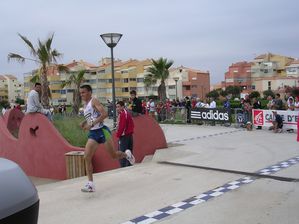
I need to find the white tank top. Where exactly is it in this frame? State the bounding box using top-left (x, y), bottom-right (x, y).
top-left (83, 98), bottom-right (104, 130)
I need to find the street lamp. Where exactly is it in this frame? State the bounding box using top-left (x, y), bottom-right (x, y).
top-left (100, 33), bottom-right (122, 127)
top-left (173, 77), bottom-right (179, 99)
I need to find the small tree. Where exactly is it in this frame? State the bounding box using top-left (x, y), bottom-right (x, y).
top-left (61, 70), bottom-right (86, 115)
top-left (206, 90), bottom-right (219, 99)
top-left (249, 91), bottom-right (260, 99)
top-left (225, 86), bottom-right (241, 98)
top-left (263, 89), bottom-right (275, 99)
top-left (146, 58), bottom-right (173, 101)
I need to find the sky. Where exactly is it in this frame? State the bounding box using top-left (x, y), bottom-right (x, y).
top-left (1, 0), bottom-right (299, 84)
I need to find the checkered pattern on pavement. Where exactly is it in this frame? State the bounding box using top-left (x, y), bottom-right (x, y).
top-left (121, 155), bottom-right (299, 224)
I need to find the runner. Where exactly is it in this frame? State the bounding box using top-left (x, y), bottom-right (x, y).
top-left (79, 85), bottom-right (135, 192)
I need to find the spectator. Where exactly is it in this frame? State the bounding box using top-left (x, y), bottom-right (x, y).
top-left (273, 93), bottom-right (283, 110)
top-left (116, 101), bottom-right (135, 168)
top-left (130, 90), bottom-right (142, 116)
top-left (26, 83), bottom-right (52, 121)
top-left (185, 96), bottom-right (191, 123)
top-left (1, 106), bottom-right (7, 115)
top-left (149, 99), bottom-right (156, 119)
top-left (271, 111), bottom-right (283, 133)
top-left (267, 95), bottom-right (275, 109)
top-left (209, 98), bottom-right (216, 109)
top-left (253, 98), bottom-right (262, 129)
top-left (243, 95), bottom-right (252, 124)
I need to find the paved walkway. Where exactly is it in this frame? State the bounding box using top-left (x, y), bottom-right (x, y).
top-left (36, 124), bottom-right (299, 224)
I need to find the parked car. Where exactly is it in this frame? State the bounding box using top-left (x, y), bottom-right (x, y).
top-left (0, 158), bottom-right (39, 224)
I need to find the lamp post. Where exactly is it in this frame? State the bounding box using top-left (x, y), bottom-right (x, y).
top-left (100, 33), bottom-right (122, 127)
top-left (173, 77), bottom-right (179, 99)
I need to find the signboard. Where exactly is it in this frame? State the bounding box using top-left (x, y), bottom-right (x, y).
top-left (252, 109), bottom-right (298, 130)
top-left (191, 108), bottom-right (231, 122)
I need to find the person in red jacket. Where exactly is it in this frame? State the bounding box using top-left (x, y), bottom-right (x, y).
top-left (116, 101), bottom-right (135, 167)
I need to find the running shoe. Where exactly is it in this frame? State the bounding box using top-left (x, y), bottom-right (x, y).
top-left (81, 183), bottom-right (95, 192)
top-left (125, 149), bottom-right (135, 165)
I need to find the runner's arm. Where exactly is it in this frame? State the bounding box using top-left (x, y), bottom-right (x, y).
top-left (91, 98), bottom-right (108, 126)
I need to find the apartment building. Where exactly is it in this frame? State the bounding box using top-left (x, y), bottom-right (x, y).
top-left (221, 53), bottom-right (298, 95)
top-left (286, 59), bottom-right (299, 78)
top-left (251, 53), bottom-right (294, 79)
top-left (0, 75), bottom-right (23, 103)
top-left (225, 61), bottom-right (252, 93)
top-left (23, 58), bottom-right (211, 104)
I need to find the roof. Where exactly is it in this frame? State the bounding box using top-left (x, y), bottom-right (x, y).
top-left (65, 60), bottom-right (97, 69)
top-left (287, 59), bottom-right (299, 65)
top-left (3, 74), bottom-right (17, 79)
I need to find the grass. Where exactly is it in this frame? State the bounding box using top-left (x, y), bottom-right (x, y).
top-left (53, 115), bottom-right (87, 147)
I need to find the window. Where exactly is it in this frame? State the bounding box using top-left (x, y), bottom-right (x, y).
top-left (137, 87), bottom-right (144, 92)
top-left (130, 87), bottom-right (137, 91)
top-left (60, 90), bottom-right (66, 94)
top-left (129, 78), bottom-right (136, 81)
top-left (123, 78), bottom-right (129, 83)
top-left (97, 70), bottom-right (105, 74)
top-left (268, 81), bottom-right (271, 90)
top-left (122, 87), bottom-right (129, 92)
top-left (137, 78), bottom-right (144, 83)
top-left (121, 70), bottom-right (128, 74)
top-left (168, 85), bottom-right (175, 89)
top-left (252, 85), bottom-right (255, 90)
top-left (67, 89), bottom-right (74, 93)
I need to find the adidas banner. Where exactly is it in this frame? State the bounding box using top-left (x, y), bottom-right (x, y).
top-left (191, 108), bottom-right (231, 122)
top-left (253, 109), bottom-right (298, 130)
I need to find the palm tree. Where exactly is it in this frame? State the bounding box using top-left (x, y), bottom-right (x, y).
top-left (61, 70), bottom-right (86, 115)
top-left (8, 33), bottom-right (63, 107)
top-left (145, 57), bottom-right (173, 101)
top-left (143, 73), bottom-right (157, 96)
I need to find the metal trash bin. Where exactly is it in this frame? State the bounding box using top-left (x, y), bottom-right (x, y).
top-left (65, 151), bottom-right (86, 179)
top-left (0, 158), bottom-right (39, 224)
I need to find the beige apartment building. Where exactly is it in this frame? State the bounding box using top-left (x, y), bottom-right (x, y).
top-left (23, 58), bottom-right (210, 105)
top-left (220, 53), bottom-right (298, 95)
top-left (0, 74), bottom-right (23, 103)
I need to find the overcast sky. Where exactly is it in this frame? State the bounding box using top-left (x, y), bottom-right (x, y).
top-left (1, 0), bottom-right (298, 84)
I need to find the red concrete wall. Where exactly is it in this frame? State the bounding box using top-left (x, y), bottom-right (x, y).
top-left (0, 110), bottom-right (167, 179)
top-left (92, 115), bottom-right (167, 172)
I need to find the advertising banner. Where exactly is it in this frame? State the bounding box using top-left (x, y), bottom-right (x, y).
top-left (191, 108), bottom-right (231, 122)
top-left (252, 109), bottom-right (298, 130)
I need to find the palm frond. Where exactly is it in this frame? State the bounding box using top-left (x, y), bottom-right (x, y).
top-left (7, 53), bottom-right (25, 63)
top-left (46, 33), bottom-right (54, 52)
top-left (29, 73), bottom-right (40, 83)
top-left (18, 33), bottom-right (37, 56)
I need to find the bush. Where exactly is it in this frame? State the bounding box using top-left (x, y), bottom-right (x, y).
top-left (263, 90), bottom-right (275, 99)
top-left (249, 91), bottom-right (260, 99)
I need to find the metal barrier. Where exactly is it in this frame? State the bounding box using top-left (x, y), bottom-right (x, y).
top-left (157, 107), bottom-right (187, 123)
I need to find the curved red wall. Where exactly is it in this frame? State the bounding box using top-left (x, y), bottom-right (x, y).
top-left (0, 110), bottom-right (167, 179)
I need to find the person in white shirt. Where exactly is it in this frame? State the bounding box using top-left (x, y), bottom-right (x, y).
top-left (26, 83), bottom-right (52, 121)
top-left (209, 98), bottom-right (216, 108)
top-left (1, 107), bottom-right (7, 115)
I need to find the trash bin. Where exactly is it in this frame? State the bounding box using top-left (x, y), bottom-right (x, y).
top-left (65, 151), bottom-right (86, 179)
top-left (0, 158), bottom-right (39, 224)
